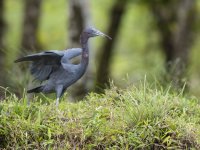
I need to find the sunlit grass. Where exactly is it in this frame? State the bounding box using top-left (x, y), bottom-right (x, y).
top-left (0, 82), bottom-right (200, 149)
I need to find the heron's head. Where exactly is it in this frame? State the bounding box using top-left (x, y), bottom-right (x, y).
top-left (83, 27), bottom-right (112, 40)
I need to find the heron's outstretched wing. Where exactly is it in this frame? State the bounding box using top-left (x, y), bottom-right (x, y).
top-left (15, 48), bottom-right (82, 82)
top-left (14, 51), bottom-right (61, 63)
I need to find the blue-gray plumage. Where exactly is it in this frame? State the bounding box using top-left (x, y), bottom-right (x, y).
top-left (15, 27), bottom-right (111, 106)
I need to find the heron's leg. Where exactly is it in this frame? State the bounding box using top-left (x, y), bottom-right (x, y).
top-left (56, 98), bottom-right (59, 107)
top-left (55, 85), bottom-right (64, 107)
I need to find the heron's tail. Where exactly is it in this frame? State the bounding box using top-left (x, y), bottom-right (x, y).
top-left (27, 86), bottom-right (43, 93)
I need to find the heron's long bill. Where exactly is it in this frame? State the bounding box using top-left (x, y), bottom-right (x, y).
top-left (95, 30), bottom-right (112, 40)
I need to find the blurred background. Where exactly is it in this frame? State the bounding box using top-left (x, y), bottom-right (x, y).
top-left (0, 0), bottom-right (200, 99)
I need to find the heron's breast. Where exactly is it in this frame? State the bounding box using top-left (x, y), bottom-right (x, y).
top-left (83, 53), bottom-right (89, 58)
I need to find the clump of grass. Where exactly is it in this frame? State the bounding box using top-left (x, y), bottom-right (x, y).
top-left (0, 82), bottom-right (200, 149)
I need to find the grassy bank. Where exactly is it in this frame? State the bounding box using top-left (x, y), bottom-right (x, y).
top-left (0, 83), bottom-right (200, 149)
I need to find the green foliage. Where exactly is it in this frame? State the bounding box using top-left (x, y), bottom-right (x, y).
top-left (0, 83), bottom-right (199, 149)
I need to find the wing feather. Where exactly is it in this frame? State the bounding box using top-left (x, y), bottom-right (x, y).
top-left (15, 48), bottom-right (82, 82)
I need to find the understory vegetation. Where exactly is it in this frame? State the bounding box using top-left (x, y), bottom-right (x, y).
top-left (0, 83), bottom-right (200, 149)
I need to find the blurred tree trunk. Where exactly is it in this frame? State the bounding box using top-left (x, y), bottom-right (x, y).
top-left (21, 0), bottom-right (42, 51)
top-left (68, 0), bottom-right (91, 100)
top-left (147, 0), bottom-right (196, 87)
top-left (0, 0), bottom-right (6, 87)
top-left (95, 0), bottom-right (128, 92)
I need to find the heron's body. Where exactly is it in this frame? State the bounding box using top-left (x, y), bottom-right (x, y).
top-left (15, 27), bottom-right (111, 106)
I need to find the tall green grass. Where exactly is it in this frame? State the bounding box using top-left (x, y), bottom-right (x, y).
top-left (0, 82), bottom-right (199, 149)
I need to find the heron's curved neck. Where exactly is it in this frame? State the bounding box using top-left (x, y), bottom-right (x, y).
top-left (80, 34), bottom-right (89, 70)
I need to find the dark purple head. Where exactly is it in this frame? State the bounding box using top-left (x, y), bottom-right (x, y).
top-left (83, 27), bottom-right (112, 40)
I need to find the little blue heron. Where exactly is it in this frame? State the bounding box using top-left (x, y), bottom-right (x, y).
top-left (15, 27), bottom-right (111, 106)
